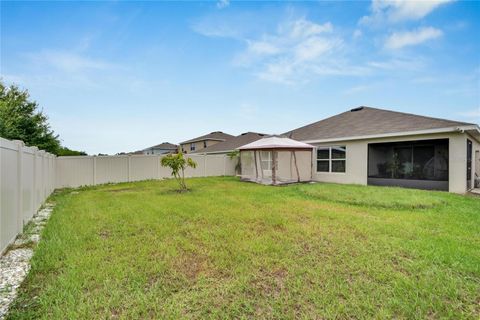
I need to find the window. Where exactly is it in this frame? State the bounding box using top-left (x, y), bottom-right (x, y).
top-left (190, 143), bottom-right (195, 151)
top-left (316, 146), bottom-right (346, 173)
top-left (204, 141), bottom-right (207, 148)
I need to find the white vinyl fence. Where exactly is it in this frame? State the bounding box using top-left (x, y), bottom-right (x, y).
top-left (1, 136), bottom-right (237, 253)
top-left (56, 153), bottom-right (237, 188)
top-left (0, 137), bottom-right (56, 254)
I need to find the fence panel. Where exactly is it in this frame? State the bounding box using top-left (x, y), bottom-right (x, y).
top-left (55, 156), bottom-right (94, 188)
top-left (130, 155), bottom-right (158, 182)
top-left (21, 148), bottom-right (35, 223)
top-left (0, 137), bottom-right (56, 254)
top-left (0, 139), bottom-right (20, 253)
top-left (96, 156), bottom-right (129, 184)
top-left (56, 153), bottom-right (237, 188)
top-left (205, 154), bottom-right (229, 176)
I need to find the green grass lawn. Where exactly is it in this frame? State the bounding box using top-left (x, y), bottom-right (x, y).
top-left (7, 177), bottom-right (480, 319)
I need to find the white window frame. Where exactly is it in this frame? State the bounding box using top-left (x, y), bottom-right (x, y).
top-left (316, 146), bottom-right (346, 173)
top-left (190, 143), bottom-right (196, 151)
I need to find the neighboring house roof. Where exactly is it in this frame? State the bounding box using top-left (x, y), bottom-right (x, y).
top-left (128, 150), bottom-right (144, 155)
top-left (238, 136), bottom-right (314, 150)
top-left (191, 132), bottom-right (267, 154)
top-left (145, 142), bottom-right (178, 150)
top-left (285, 106), bottom-right (475, 142)
top-left (180, 131), bottom-right (234, 144)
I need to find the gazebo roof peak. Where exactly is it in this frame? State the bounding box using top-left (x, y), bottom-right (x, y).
top-left (237, 136), bottom-right (314, 150)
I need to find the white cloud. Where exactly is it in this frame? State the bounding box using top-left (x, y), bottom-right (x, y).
top-left (257, 60), bottom-right (296, 84)
top-left (201, 17), bottom-right (355, 84)
top-left (361, 0), bottom-right (454, 25)
top-left (367, 57), bottom-right (425, 71)
top-left (246, 40), bottom-right (281, 56)
top-left (26, 50), bottom-right (112, 73)
top-left (287, 20), bottom-right (333, 38)
top-left (217, 0), bottom-right (230, 9)
top-left (196, 13), bottom-right (451, 84)
top-left (385, 27), bottom-right (443, 49)
top-left (294, 37), bottom-right (341, 62)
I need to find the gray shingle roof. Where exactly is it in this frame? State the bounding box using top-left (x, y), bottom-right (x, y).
top-left (191, 132), bottom-right (267, 154)
top-left (285, 106), bottom-right (473, 142)
top-left (148, 142), bottom-right (178, 150)
top-left (180, 131), bottom-right (234, 144)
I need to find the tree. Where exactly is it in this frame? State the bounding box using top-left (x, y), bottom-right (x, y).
top-left (0, 81), bottom-right (60, 153)
top-left (161, 152), bottom-right (197, 191)
top-left (56, 146), bottom-right (87, 156)
top-left (0, 81), bottom-right (85, 155)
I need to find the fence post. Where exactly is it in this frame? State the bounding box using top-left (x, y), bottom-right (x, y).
top-left (93, 156), bottom-right (97, 185)
top-left (14, 140), bottom-right (24, 231)
top-left (223, 155), bottom-right (226, 176)
top-left (32, 147), bottom-right (38, 212)
top-left (127, 156), bottom-right (131, 182)
top-left (204, 154), bottom-right (207, 177)
top-left (53, 154), bottom-right (57, 190)
top-left (157, 155), bottom-right (161, 180)
top-left (39, 150), bottom-right (46, 201)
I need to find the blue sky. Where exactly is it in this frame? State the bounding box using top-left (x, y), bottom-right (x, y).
top-left (1, 0), bottom-right (479, 155)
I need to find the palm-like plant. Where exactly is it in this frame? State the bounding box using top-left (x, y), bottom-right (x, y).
top-left (161, 151), bottom-right (197, 191)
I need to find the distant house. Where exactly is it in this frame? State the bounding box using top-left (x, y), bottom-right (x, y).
top-left (284, 106), bottom-right (480, 193)
top-left (191, 132), bottom-right (266, 155)
top-left (141, 142), bottom-right (178, 155)
top-left (179, 131), bottom-right (234, 154)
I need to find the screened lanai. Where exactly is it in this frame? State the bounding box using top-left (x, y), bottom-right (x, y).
top-left (237, 136), bottom-right (314, 185)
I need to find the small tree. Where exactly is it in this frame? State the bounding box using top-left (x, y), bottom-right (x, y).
top-left (161, 152), bottom-right (197, 191)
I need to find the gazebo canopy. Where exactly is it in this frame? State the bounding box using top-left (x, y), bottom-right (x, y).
top-left (237, 136), bottom-right (314, 185)
top-left (237, 136), bottom-right (314, 151)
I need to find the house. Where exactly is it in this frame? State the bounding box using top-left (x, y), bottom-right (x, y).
top-left (179, 131), bottom-right (234, 154)
top-left (191, 132), bottom-right (266, 155)
top-left (285, 106), bottom-right (480, 193)
top-left (141, 142), bottom-right (178, 155)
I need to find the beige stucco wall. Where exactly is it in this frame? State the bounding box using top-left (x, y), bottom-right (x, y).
top-left (310, 132), bottom-right (477, 193)
top-left (181, 139), bottom-right (220, 154)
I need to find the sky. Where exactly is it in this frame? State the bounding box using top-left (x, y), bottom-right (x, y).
top-left (1, 0), bottom-right (479, 155)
